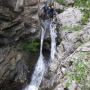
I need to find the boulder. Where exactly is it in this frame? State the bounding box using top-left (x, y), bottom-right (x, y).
top-left (57, 7), bottom-right (82, 26)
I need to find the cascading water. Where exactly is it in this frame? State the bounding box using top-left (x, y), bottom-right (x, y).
top-left (50, 21), bottom-right (57, 61)
top-left (24, 20), bottom-right (57, 90)
top-left (24, 26), bottom-right (46, 90)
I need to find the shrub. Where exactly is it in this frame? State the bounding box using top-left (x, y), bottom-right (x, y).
top-left (81, 9), bottom-right (90, 25)
top-left (66, 52), bottom-right (90, 89)
top-left (21, 40), bottom-right (39, 53)
top-left (74, 0), bottom-right (90, 24)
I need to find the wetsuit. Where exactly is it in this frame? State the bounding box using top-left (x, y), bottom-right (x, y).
top-left (47, 7), bottom-right (56, 19)
top-left (40, 4), bottom-right (56, 20)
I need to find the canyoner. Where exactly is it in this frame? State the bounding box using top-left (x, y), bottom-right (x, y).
top-left (24, 0), bottom-right (57, 90)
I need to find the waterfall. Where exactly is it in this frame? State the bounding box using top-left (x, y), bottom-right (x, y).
top-left (24, 26), bottom-right (45, 90)
top-left (24, 20), bottom-right (57, 90)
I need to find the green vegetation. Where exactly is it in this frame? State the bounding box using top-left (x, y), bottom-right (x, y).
top-left (66, 52), bottom-right (90, 89)
top-left (21, 40), bottom-right (39, 53)
top-left (67, 60), bottom-right (87, 84)
top-left (81, 9), bottom-right (90, 25)
top-left (74, 0), bottom-right (90, 25)
top-left (74, 0), bottom-right (90, 8)
top-left (63, 24), bottom-right (81, 32)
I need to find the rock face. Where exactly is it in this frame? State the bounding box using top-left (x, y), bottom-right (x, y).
top-left (40, 10), bottom-right (90, 90)
top-left (57, 7), bottom-right (82, 26)
top-left (56, 41), bottom-right (90, 90)
top-left (0, 0), bottom-right (40, 46)
top-left (0, 47), bottom-right (28, 90)
top-left (0, 0), bottom-right (24, 45)
top-left (0, 0), bottom-right (40, 89)
top-left (24, 0), bottom-right (40, 39)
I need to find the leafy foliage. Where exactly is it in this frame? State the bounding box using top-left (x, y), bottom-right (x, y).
top-left (21, 40), bottom-right (39, 53)
top-left (74, 0), bottom-right (90, 24)
top-left (74, 0), bottom-right (90, 7)
top-left (66, 52), bottom-right (90, 89)
top-left (81, 9), bottom-right (90, 25)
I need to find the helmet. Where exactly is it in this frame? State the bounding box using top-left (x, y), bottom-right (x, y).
top-left (47, 0), bottom-right (54, 7)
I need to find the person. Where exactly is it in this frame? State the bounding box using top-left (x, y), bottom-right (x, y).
top-left (38, 2), bottom-right (56, 33)
top-left (47, 3), bottom-right (56, 19)
top-left (38, 2), bottom-right (56, 20)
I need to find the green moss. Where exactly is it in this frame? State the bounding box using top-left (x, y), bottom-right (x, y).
top-left (66, 51), bottom-right (90, 89)
top-left (21, 40), bottom-right (39, 53)
top-left (81, 9), bottom-right (90, 25)
top-left (74, 0), bottom-right (90, 25)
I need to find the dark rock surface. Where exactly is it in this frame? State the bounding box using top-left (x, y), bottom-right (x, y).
top-left (0, 0), bottom-right (40, 89)
top-left (0, 47), bottom-right (28, 90)
top-left (0, 0), bottom-right (40, 46)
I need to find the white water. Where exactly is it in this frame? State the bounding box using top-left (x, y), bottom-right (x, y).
top-left (14, 0), bottom-right (24, 11)
top-left (50, 21), bottom-right (57, 61)
top-left (24, 20), bottom-right (57, 90)
top-left (24, 27), bottom-right (45, 90)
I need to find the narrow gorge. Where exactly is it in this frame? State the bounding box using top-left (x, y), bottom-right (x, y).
top-left (0, 0), bottom-right (90, 90)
